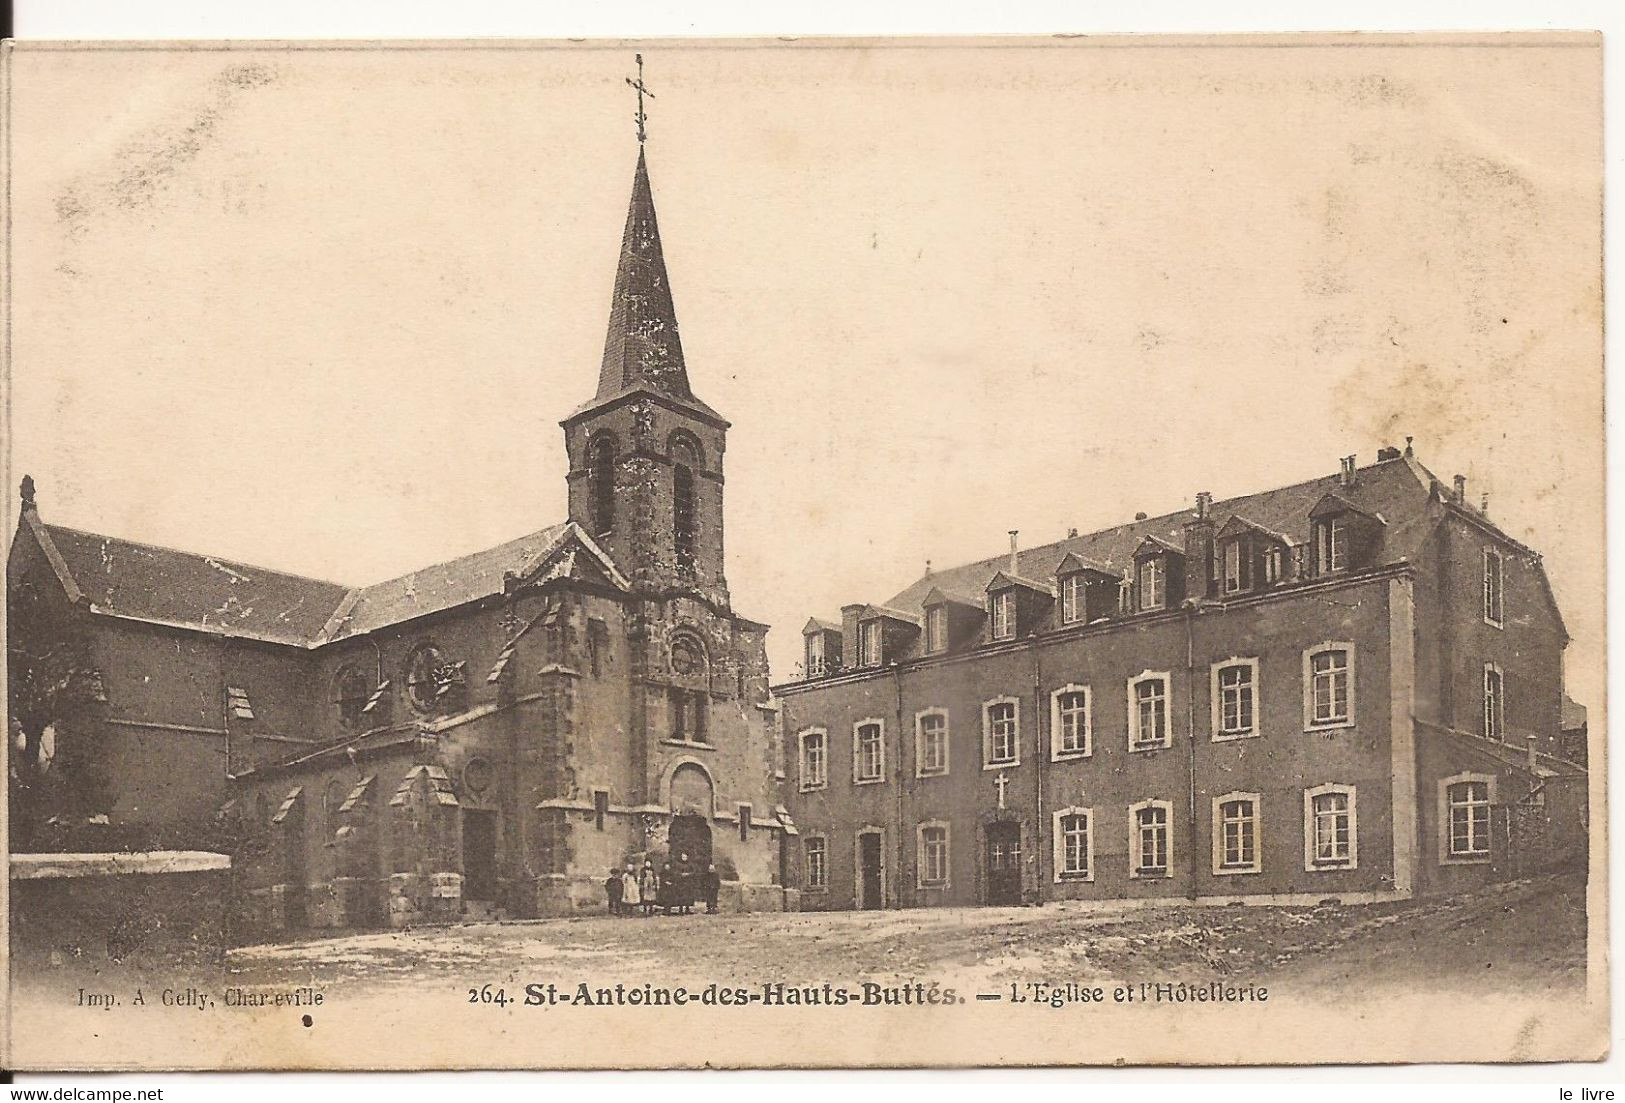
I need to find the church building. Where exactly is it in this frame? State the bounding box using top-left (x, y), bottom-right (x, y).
top-left (776, 448), bottom-right (1587, 910)
top-left (7, 139), bottom-right (794, 931)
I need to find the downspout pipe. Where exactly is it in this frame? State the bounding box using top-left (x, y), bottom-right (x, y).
top-left (893, 663), bottom-right (905, 910)
top-left (1033, 645), bottom-right (1044, 905)
top-left (1185, 602), bottom-right (1200, 902)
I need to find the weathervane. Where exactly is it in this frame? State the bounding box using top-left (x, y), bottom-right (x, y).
top-left (626, 53), bottom-right (653, 144)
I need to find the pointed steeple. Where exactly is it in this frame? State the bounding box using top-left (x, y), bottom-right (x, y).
top-left (596, 148), bottom-right (692, 403)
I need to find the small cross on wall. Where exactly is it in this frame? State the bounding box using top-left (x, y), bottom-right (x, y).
top-left (994, 771), bottom-right (1011, 810)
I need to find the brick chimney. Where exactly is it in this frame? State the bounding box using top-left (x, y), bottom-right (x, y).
top-left (1007, 530), bottom-right (1020, 575)
top-left (1453, 474), bottom-right (1467, 504)
top-left (1183, 492), bottom-right (1215, 601)
top-left (1339, 455), bottom-right (1357, 487)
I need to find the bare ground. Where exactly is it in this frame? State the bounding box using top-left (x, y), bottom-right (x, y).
top-left (222, 871), bottom-right (1589, 999)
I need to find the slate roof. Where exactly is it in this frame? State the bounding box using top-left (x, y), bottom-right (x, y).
top-left (41, 524), bottom-right (350, 646)
top-left (882, 454), bottom-right (1440, 622)
top-left (319, 523), bottom-right (569, 642)
top-left (29, 515), bottom-right (590, 648)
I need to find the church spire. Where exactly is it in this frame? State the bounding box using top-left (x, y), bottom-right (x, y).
top-left (595, 145), bottom-right (693, 403)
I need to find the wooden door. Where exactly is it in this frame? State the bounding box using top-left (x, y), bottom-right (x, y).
top-left (985, 822), bottom-right (1022, 906)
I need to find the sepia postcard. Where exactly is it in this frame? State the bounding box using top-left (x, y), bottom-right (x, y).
top-left (0, 33), bottom-right (1607, 1071)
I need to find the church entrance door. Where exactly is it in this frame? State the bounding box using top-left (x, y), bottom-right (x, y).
top-left (463, 809), bottom-right (497, 901)
top-left (856, 830), bottom-right (883, 910)
top-left (668, 813), bottom-right (712, 868)
top-left (985, 822), bottom-right (1022, 906)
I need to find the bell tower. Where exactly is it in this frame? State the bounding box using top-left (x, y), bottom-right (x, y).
top-left (562, 145), bottom-right (731, 610)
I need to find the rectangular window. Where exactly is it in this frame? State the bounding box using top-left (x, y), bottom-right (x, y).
top-left (1484, 665), bottom-right (1504, 741)
top-left (806, 632), bottom-right (826, 676)
top-left (799, 731), bottom-right (828, 791)
top-left (1054, 688), bottom-right (1090, 756)
top-left (1138, 557), bottom-right (1165, 611)
top-left (1307, 647), bottom-right (1352, 727)
top-left (1060, 574), bottom-right (1086, 625)
top-left (1133, 804), bottom-right (1169, 876)
top-left (854, 721), bottom-right (884, 783)
top-left (860, 621), bottom-right (883, 667)
top-left (1448, 782), bottom-right (1491, 858)
top-left (738, 803), bottom-right (752, 842)
top-left (925, 605), bottom-right (948, 653)
top-left (1214, 661), bottom-right (1257, 739)
top-left (593, 789), bottom-right (609, 832)
top-left (1483, 548), bottom-right (1504, 626)
top-left (1130, 675), bottom-right (1170, 751)
top-left (1217, 797), bottom-right (1259, 872)
top-left (1317, 518), bottom-right (1349, 574)
top-left (1310, 790), bottom-right (1353, 867)
top-left (1223, 540), bottom-right (1244, 594)
top-left (1263, 547), bottom-right (1283, 585)
top-left (917, 712), bottom-right (948, 777)
top-left (804, 837), bottom-right (828, 889)
top-left (985, 701), bottom-right (1019, 766)
top-left (587, 619), bottom-right (607, 678)
top-left (991, 591), bottom-right (1016, 641)
top-left (1058, 811), bottom-right (1092, 878)
top-left (919, 825), bottom-right (949, 887)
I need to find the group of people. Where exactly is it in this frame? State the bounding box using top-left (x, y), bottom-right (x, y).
top-left (605, 852), bottom-right (721, 916)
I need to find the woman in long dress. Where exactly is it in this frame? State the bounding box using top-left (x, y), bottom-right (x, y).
top-left (620, 863), bottom-right (641, 915)
top-left (639, 861), bottom-right (660, 917)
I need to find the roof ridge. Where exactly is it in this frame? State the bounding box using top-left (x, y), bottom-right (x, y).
top-left (346, 522), bottom-right (568, 593)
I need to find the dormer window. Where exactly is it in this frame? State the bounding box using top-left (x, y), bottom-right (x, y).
top-left (860, 620), bottom-right (884, 666)
top-left (991, 591), bottom-right (1016, 640)
top-left (1138, 557), bottom-right (1165, 612)
top-left (1222, 540), bottom-right (1245, 594)
top-left (1315, 517), bottom-right (1349, 574)
top-left (1264, 546), bottom-right (1285, 585)
top-left (925, 605), bottom-right (948, 653)
top-left (802, 620), bottom-right (843, 678)
top-left (1060, 572), bottom-right (1086, 625)
top-left (806, 632), bottom-right (827, 677)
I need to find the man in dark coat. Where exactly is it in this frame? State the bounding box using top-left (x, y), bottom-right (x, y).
top-left (700, 864), bottom-right (721, 913)
top-left (605, 866), bottom-right (624, 916)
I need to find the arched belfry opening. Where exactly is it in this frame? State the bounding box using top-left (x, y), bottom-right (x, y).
top-left (590, 434), bottom-right (617, 539)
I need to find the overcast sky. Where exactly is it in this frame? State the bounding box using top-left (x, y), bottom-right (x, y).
top-left (6, 38), bottom-right (1603, 709)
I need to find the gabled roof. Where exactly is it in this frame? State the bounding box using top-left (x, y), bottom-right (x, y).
top-left (1133, 534), bottom-right (1185, 559)
top-left (38, 522), bottom-right (350, 646)
top-left (876, 454), bottom-right (1438, 624)
top-left (802, 617), bottom-right (840, 635)
top-left (1215, 513), bottom-right (1295, 546)
top-left (861, 604), bottom-right (922, 626)
top-left (1054, 551), bottom-right (1117, 578)
top-left (23, 509), bottom-right (626, 649)
top-left (1309, 491), bottom-right (1384, 523)
top-left (984, 571), bottom-right (1055, 596)
top-left (921, 585), bottom-right (984, 609)
top-left (319, 522), bottom-right (588, 642)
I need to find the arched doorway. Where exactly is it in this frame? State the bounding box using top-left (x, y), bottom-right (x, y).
top-left (666, 761), bottom-right (715, 868)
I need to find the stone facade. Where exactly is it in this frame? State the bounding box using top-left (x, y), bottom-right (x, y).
top-left (7, 145), bottom-right (792, 933)
top-left (779, 449), bottom-right (1586, 910)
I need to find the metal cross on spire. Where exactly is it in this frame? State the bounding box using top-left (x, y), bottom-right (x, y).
top-left (626, 53), bottom-right (654, 144)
